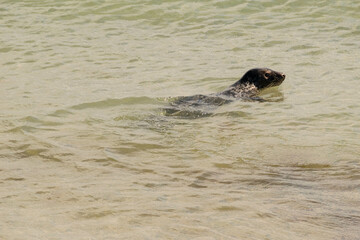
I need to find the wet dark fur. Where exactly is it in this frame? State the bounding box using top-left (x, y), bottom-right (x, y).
top-left (164, 68), bottom-right (285, 117)
top-left (219, 68), bottom-right (285, 98)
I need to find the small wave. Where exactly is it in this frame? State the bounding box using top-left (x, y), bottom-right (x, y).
top-left (70, 97), bottom-right (162, 110)
top-left (20, 116), bottom-right (63, 127)
top-left (162, 107), bottom-right (213, 119)
top-left (47, 109), bottom-right (73, 118)
top-left (213, 111), bottom-right (250, 118)
top-left (6, 125), bottom-right (51, 134)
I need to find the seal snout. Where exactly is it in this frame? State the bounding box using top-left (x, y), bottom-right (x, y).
top-left (276, 72), bottom-right (286, 84)
top-left (279, 72), bottom-right (286, 79)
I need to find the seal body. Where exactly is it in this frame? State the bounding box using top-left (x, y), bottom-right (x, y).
top-left (164, 68), bottom-right (285, 117)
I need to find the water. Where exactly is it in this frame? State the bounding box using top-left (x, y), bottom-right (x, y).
top-left (1, 0), bottom-right (359, 239)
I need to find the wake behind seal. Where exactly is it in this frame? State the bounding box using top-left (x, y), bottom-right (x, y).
top-left (164, 68), bottom-right (286, 117)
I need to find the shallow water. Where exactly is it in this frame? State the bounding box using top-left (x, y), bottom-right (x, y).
top-left (1, 0), bottom-right (360, 239)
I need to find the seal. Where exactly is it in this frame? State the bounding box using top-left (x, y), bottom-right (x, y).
top-left (164, 68), bottom-right (285, 117)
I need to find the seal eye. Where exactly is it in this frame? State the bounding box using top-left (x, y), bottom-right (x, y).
top-left (264, 73), bottom-right (270, 79)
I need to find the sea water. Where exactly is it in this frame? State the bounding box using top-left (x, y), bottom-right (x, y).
top-left (0, 1), bottom-right (359, 239)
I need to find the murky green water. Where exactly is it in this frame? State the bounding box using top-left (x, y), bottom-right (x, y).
top-left (1, 0), bottom-right (359, 239)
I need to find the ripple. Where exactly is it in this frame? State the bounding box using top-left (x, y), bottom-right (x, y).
top-left (70, 97), bottom-right (160, 110)
top-left (76, 209), bottom-right (116, 219)
top-left (1, 1), bottom-right (360, 239)
top-left (4, 177), bottom-right (25, 181)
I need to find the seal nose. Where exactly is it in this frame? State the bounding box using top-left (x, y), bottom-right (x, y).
top-left (280, 73), bottom-right (286, 79)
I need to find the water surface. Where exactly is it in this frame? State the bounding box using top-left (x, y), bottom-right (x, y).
top-left (1, 0), bottom-right (360, 239)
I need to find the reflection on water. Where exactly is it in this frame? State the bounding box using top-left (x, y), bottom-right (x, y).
top-left (1, 0), bottom-right (360, 239)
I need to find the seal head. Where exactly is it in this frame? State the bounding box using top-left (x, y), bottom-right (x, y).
top-left (221, 68), bottom-right (285, 98)
top-left (231, 68), bottom-right (285, 90)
